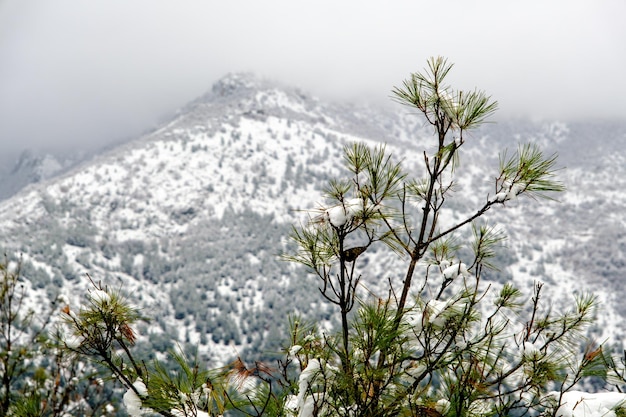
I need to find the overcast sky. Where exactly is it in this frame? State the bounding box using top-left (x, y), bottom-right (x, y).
top-left (0, 1), bottom-right (624, 154)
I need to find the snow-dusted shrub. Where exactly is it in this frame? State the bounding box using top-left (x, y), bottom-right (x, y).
top-left (0, 256), bottom-right (112, 416)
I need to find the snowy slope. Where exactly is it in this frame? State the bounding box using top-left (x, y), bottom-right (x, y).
top-left (1, 73), bottom-right (624, 364)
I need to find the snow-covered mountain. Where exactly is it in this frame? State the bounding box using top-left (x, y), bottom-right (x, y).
top-left (1, 73), bottom-right (625, 365)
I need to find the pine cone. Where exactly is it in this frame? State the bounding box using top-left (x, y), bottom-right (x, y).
top-left (414, 405), bottom-right (443, 417)
top-left (342, 246), bottom-right (368, 263)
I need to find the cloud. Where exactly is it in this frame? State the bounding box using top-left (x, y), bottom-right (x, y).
top-left (0, 0), bottom-right (624, 153)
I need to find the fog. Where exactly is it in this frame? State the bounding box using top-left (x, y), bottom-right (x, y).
top-left (1, 0), bottom-right (624, 154)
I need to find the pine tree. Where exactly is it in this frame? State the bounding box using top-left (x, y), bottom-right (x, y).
top-left (281, 57), bottom-right (602, 416)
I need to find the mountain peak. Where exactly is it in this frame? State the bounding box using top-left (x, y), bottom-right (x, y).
top-left (169, 72), bottom-right (326, 130)
top-left (210, 72), bottom-right (265, 97)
